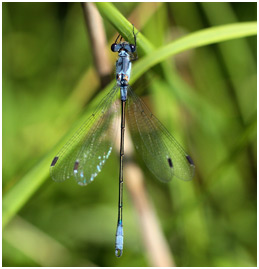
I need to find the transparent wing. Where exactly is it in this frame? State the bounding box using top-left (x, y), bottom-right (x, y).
top-left (127, 88), bottom-right (195, 182)
top-left (50, 86), bottom-right (120, 186)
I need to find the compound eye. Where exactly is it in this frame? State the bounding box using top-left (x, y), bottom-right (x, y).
top-left (129, 44), bottom-right (136, 53)
top-left (111, 43), bottom-right (117, 52)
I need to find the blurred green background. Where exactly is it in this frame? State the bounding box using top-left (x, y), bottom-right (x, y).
top-left (2, 2), bottom-right (257, 267)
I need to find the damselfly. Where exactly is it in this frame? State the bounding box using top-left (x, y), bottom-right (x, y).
top-left (50, 26), bottom-right (195, 257)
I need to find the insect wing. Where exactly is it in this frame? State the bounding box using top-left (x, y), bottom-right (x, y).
top-left (127, 88), bottom-right (195, 182)
top-left (50, 87), bottom-right (120, 186)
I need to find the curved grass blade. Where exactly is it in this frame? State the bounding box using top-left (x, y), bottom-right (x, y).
top-left (3, 7), bottom-right (256, 228)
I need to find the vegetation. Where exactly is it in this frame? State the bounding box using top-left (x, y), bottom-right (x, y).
top-left (3, 2), bottom-right (257, 266)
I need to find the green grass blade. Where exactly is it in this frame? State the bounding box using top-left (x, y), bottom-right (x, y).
top-left (95, 2), bottom-right (155, 55)
top-left (131, 22), bottom-right (257, 83)
top-left (3, 156), bottom-right (50, 227)
top-left (2, 4), bottom-right (256, 229)
top-left (2, 81), bottom-right (114, 228)
top-left (95, 3), bottom-right (256, 82)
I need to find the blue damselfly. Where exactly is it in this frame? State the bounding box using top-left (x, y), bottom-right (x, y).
top-left (50, 26), bottom-right (195, 257)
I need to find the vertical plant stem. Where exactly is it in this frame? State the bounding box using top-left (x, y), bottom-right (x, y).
top-left (81, 2), bottom-right (112, 87)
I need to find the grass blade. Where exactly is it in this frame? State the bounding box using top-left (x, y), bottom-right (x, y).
top-left (3, 3), bottom-right (257, 228)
